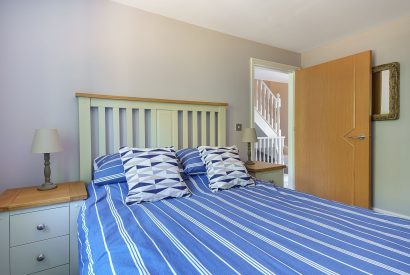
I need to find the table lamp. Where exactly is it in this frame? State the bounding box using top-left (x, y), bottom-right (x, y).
top-left (241, 128), bottom-right (257, 165)
top-left (31, 129), bottom-right (63, 191)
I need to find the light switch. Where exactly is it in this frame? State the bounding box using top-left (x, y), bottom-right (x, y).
top-left (236, 123), bottom-right (242, 131)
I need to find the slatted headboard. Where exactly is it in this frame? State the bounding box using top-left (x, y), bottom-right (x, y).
top-left (76, 93), bottom-right (228, 183)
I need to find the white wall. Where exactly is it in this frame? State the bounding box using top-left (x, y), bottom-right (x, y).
top-left (302, 14), bottom-right (410, 217)
top-left (0, 0), bottom-right (300, 192)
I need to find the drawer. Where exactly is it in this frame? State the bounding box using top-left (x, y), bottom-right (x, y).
top-left (10, 206), bottom-right (69, 246)
top-left (10, 235), bottom-right (69, 275)
top-left (30, 264), bottom-right (69, 275)
top-left (251, 170), bottom-right (284, 187)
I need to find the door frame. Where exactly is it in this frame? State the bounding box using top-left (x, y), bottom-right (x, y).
top-left (249, 58), bottom-right (299, 189)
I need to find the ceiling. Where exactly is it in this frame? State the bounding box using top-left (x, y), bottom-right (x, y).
top-left (112, 0), bottom-right (410, 53)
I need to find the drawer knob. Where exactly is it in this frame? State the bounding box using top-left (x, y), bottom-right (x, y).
top-left (36, 224), bottom-right (45, 231)
top-left (36, 254), bottom-right (45, 262)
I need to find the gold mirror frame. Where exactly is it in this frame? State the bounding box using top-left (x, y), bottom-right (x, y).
top-left (372, 62), bottom-right (400, 121)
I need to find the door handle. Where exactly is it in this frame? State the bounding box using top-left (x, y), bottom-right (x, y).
top-left (348, 135), bottom-right (366, 140)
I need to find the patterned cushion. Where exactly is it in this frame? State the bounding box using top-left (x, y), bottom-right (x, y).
top-left (176, 148), bottom-right (206, 175)
top-left (119, 147), bottom-right (190, 204)
top-left (93, 153), bottom-right (126, 185)
top-left (198, 146), bottom-right (254, 191)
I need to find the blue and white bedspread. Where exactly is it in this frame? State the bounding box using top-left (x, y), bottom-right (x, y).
top-left (78, 175), bottom-right (410, 275)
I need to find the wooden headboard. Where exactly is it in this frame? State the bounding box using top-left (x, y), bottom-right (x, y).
top-left (76, 93), bottom-right (228, 183)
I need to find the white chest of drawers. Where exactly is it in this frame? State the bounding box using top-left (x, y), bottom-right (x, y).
top-left (0, 182), bottom-right (87, 275)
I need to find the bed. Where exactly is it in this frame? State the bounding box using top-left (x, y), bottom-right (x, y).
top-left (76, 93), bottom-right (410, 275)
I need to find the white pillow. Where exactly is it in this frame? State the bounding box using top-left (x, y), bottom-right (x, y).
top-left (119, 147), bottom-right (190, 204)
top-left (198, 146), bottom-right (254, 191)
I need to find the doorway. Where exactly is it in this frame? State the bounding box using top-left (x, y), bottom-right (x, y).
top-left (250, 58), bottom-right (298, 189)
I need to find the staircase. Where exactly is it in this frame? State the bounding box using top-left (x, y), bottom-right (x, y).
top-left (254, 80), bottom-right (285, 164)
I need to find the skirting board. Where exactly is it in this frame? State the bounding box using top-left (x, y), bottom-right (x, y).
top-left (373, 208), bottom-right (410, 220)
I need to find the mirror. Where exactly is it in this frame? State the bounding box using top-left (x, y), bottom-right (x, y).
top-left (372, 62), bottom-right (400, 121)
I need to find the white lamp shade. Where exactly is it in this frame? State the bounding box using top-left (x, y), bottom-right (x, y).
top-left (31, 129), bottom-right (63, 153)
top-left (241, 128), bottom-right (257, 143)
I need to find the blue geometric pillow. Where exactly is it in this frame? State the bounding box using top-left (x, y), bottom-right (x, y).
top-left (198, 146), bottom-right (254, 191)
top-left (93, 153), bottom-right (126, 185)
top-left (176, 148), bottom-right (206, 175)
top-left (119, 147), bottom-right (190, 204)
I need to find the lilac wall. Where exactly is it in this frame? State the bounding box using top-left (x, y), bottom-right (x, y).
top-left (0, 0), bottom-right (300, 192)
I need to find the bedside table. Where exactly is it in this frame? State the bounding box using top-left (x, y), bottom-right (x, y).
top-left (246, 161), bottom-right (286, 187)
top-left (0, 181), bottom-right (87, 275)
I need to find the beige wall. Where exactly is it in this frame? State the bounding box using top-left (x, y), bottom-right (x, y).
top-left (264, 81), bottom-right (288, 145)
top-left (0, 0), bottom-right (300, 192)
top-left (302, 14), bottom-right (410, 217)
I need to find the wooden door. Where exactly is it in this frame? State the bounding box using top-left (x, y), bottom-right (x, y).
top-left (295, 51), bottom-right (372, 208)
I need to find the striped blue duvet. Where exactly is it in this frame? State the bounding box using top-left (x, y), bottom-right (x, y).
top-left (78, 175), bottom-right (410, 275)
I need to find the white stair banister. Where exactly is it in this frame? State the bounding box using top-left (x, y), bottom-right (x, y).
top-left (253, 80), bottom-right (285, 164)
top-left (254, 80), bottom-right (281, 137)
top-left (254, 136), bottom-right (285, 164)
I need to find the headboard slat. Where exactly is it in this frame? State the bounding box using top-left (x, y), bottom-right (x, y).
top-left (125, 108), bottom-right (133, 147)
top-left (210, 112), bottom-right (216, 146)
top-left (78, 97), bottom-right (92, 182)
top-left (171, 111), bottom-right (179, 149)
top-left (192, 111), bottom-right (198, 147)
top-left (182, 111), bottom-right (189, 148)
top-left (218, 107), bottom-right (226, 146)
top-left (201, 111), bottom-right (207, 145)
top-left (151, 110), bottom-right (157, 147)
top-left (138, 109), bottom-right (146, 147)
top-left (98, 106), bottom-right (106, 156)
top-left (113, 108), bottom-right (121, 150)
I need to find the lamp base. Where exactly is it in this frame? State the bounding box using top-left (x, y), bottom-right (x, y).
top-left (245, 160), bottom-right (255, 166)
top-left (37, 182), bottom-right (58, 191)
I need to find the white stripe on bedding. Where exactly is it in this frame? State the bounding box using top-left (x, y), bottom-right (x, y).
top-left (80, 203), bottom-right (95, 275)
top-left (163, 200), bottom-right (278, 275)
top-left (190, 177), bottom-right (341, 275)
top-left (279, 191), bottom-right (410, 229)
top-left (253, 186), bottom-right (410, 245)
top-left (167, 199), bottom-right (302, 274)
top-left (150, 203), bottom-right (242, 275)
top-left (91, 184), bottom-right (117, 275)
top-left (184, 198), bottom-right (370, 274)
top-left (222, 191), bottom-right (410, 273)
top-left (140, 205), bottom-right (212, 275)
top-left (242, 188), bottom-right (410, 250)
top-left (105, 186), bottom-right (149, 275)
top-left (229, 189), bottom-right (410, 267)
top-left (117, 184), bottom-right (177, 275)
top-left (193, 176), bottom-right (410, 274)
